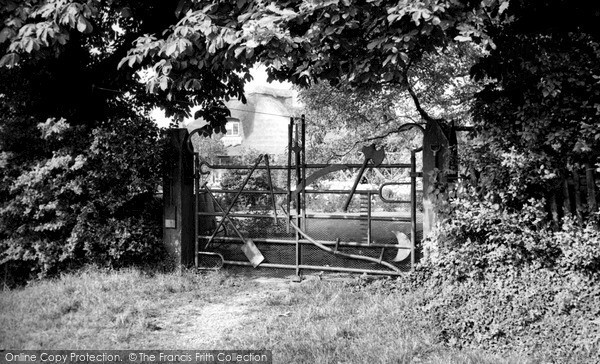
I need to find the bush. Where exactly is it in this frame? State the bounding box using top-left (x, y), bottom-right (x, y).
top-left (415, 181), bottom-right (600, 361)
top-left (416, 267), bottom-right (600, 362)
top-left (0, 117), bottom-right (165, 281)
top-left (422, 187), bottom-right (600, 281)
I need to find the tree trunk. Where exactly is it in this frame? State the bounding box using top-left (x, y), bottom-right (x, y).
top-left (562, 177), bottom-right (571, 216)
top-left (572, 169), bottom-right (583, 220)
top-left (549, 192), bottom-right (559, 223)
top-left (585, 163), bottom-right (597, 212)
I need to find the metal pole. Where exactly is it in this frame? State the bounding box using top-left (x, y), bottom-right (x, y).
top-left (301, 115), bottom-right (307, 231)
top-left (410, 150), bottom-right (417, 270)
top-left (294, 119), bottom-right (302, 279)
top-left (196, 235), bottom-right (412, 248)
top-left (287, 118), bottom-right (293, 233)
top-left (194, 154), bottom-right (200, 269)
top-left (367, 192), bottom-right (372, 245)
top-left (222, 260), bottom-right (402, 276)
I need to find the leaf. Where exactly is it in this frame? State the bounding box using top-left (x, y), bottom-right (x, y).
top-left (0, 53), bottom-right (19, 68)
top-left (24, 38), bottom-right (34, 53)
top-left (399, 52), bottom-right (409, 64)
top-left (162, 61), bottom-right (172, 75)
top-left (117, 56), bottom-right (129, 69)
top-left (77, 16), bottom-right (91, 33)
top-left (454, 35), bottom-right (472, 42)
top-left (159, 77), bottom-right (169, 91)
top-left (0, 27), bottom-right (14, 43)
top-left (383, 54), bottom-right (396, 66)
top-left (367, 39), bottom-right (381, 50)
top-left (165, 41), bottom-right (177, 56)
top-left (234, 46), bottom-right (246, 59)
top-left (127, 55), bottom-right (137, 67)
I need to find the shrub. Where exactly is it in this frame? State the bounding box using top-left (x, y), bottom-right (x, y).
top-left (422, 186), bottom-right (600, 281)
top-left (417, 181), bottom-right (600, 361)
top-left (0, 117), bottom-right (165, 281)
top-left (415, 267), bottom-right (600, 362)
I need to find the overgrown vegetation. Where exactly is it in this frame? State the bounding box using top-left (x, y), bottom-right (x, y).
top-left (0, 118), bottom-right (164, 283)
top-left (417, 171), bottom-right (600, 360)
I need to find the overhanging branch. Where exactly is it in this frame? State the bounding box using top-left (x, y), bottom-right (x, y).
top-left (402, 70), bottom-right (445, 124)
top-left (326, 120), bottom-right (425, 163)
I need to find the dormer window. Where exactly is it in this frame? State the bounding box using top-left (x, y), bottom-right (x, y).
top-left (225, 119), bottom-right (240, 136)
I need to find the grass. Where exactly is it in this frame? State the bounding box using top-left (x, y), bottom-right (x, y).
top-left (215, 279), bottom-right (532, 364)
top-left (0, 268), bottom-right (558, 363)
top-left (0, 267), bottom-right (247, 349)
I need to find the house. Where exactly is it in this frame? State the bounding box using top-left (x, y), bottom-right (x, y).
top-left (219, 84), bottom-right (295, 160)
top-left (183, 83), bottom-right (297, 185)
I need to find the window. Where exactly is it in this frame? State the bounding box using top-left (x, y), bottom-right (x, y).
top-left (225, 120), bottom-right (240, 136)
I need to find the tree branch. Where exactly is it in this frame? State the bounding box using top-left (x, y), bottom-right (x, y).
top-left (401, 69), bottom-right (445, 123)
top-left (325, 119), bottom-right (425, 163)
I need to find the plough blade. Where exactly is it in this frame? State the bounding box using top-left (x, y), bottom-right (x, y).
top-left (391, 230), bottom-right (411, 262)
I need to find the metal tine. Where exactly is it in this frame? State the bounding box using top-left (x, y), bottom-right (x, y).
top-left (343, 158), bottom-right (369, 212)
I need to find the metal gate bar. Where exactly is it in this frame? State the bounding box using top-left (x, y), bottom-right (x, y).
top-left (223, 260), bottom-right (402, 276)
top-left (198, 235), bottom-right (412, 249)
top-left (197, 211), bottom-right (412, 222)
top-left (197, 162), bottom-right (414, 170)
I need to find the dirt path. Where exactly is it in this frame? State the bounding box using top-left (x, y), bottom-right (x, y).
top-left (146, 275), bottom-right (305, 348)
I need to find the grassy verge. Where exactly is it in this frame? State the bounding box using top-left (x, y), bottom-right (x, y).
top-left (0, 267), bottom-right (249, 349)
top-left (0, 268), bottom-right (590, 363)
top-left (214, 277), bottom-right (531, 364)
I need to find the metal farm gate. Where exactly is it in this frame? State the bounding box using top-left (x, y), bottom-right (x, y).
top-left (189, 116), bottom-right (424, 277)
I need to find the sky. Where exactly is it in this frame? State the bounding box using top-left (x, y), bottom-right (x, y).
top-left (150, 65), bottom-right (295, 128)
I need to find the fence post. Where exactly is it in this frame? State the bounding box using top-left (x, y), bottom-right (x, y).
top-left (422, 120), bottom-right (456, 242)
top-left (163, 128), bottom-right (195, 270)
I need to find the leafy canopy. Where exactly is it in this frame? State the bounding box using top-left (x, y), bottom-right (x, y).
top-left (1, 0), bottom-right (512, 134)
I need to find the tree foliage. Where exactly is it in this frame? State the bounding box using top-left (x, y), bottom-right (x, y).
top-left (0, 1), bottom-right (178, 280)
top-left (0, 117), bottom-right (164, 280)
top-left (116, 0), bottom-right (508, 133)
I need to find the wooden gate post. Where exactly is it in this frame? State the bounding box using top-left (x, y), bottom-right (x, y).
top-left (163, 128), bottom-right (195, 269)
top-left (422, 120), bottom-right (457, 242)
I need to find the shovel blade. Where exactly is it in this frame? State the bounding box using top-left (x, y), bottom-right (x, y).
top-left (241, 239), bottom-right (265, 268)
